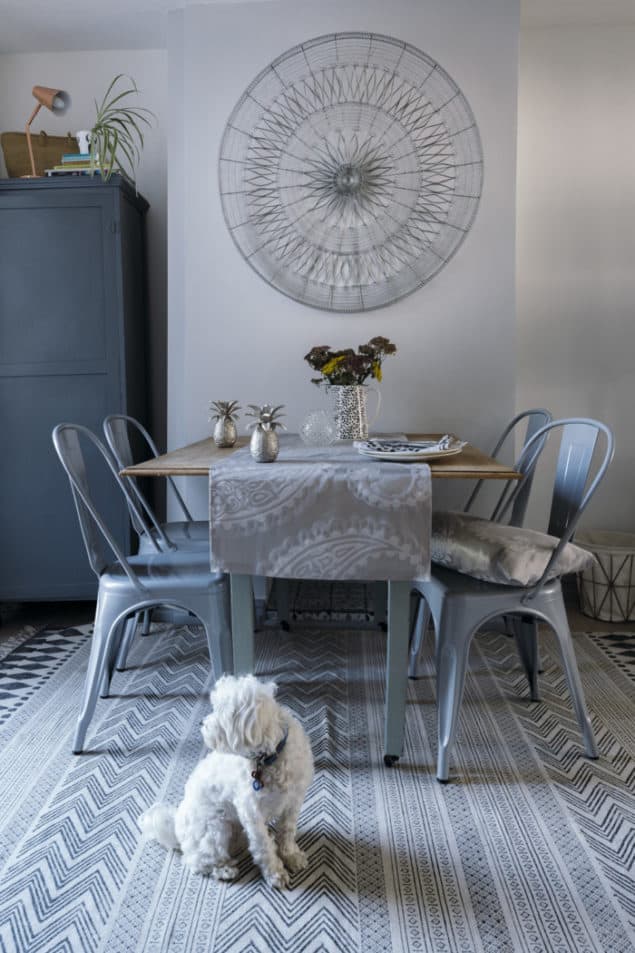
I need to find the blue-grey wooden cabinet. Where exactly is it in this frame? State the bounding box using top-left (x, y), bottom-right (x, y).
top-left (0, 175), bottom-right (148, 601)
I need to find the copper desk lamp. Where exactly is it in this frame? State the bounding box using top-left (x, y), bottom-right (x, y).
top-left (24, 85), bottom-right (71, 177)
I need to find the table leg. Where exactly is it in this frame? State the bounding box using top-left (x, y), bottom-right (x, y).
top-left (370, 581), bottom-right (387, 628)
top-left (384, 580), bottom-right (411, 765)
top-left (230, 573), bottom-right (255, 674)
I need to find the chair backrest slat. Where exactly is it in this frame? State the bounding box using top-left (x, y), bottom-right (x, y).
top-left (103, 415), bottom-right (194, 546)
top-left (108, 416), bottom-right (135, 469)
top-left (105, 416), bottom-right (147, 536)
top-left (494, 418), bottom-right (614, 600)
top-left (52, 424), bottom-right (149, 589)
top-left (504, 408), bottom-right (553, 527)
top-left (465, 408), bottom-right (552, 526)
top-left (549, 424), bottom-right (599, 538)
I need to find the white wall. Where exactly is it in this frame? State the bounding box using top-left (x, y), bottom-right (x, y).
top-left (3, 17), bottom-right (631, 537)
top-left (517, 26), bottom-right (635, 531)
top-left (169, 0), bottom-right (520, 518)
top-left (0, 50), bottom-right (168, 445)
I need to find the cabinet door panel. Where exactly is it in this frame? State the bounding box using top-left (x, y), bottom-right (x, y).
top-left (0, 373), bottom-right (130, 599)
top-left (0, 206), bottom-right (109, 366)
top-left (0, 180), bottom-right (145, 601)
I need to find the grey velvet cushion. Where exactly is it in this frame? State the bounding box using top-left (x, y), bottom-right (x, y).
top-left (431, 510), bottom-right (595, 587)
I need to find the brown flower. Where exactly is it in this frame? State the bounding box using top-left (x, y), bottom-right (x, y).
top-left (304, 346), bottom-right (333, 370)
top-left (304, 337), bottom-right (397, 386)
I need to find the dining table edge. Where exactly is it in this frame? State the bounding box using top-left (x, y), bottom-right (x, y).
top-left (120, 434), bottom-right (522, 481)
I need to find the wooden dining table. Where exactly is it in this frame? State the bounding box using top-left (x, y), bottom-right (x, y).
top-left (121, 434), bottom-right (520, 481)
top-left (122, 434), bottom-right (521, 765)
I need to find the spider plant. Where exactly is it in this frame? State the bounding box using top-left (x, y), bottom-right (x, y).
top-left (90, 74), bottom-right (155, 183)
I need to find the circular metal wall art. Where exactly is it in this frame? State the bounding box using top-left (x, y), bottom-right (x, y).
top-left (219, 32), bottom-right (483, 312)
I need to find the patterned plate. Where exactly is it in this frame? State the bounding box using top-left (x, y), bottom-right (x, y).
top-left (355, 438), bottom-right (466, 461)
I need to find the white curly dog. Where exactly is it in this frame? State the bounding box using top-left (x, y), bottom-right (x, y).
top-left (139, 674), bottom-right (314, 888)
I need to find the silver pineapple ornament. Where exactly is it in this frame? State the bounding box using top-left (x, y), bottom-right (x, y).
top-left (246, 404), bottom-right (286, 462)
top-left (209, 400), bottom-right (241, 448)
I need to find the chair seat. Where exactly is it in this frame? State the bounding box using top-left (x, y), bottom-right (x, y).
top-left (138, 520), bottom-right (209, 554)
top-left (100, 549), bottom-right (223, 592)
top-left (421, 565), bottom-right (564, 640)
top-left (430, 510), bottom-right (594, 587)
top-left (425, 563), bottom-right (562, 601)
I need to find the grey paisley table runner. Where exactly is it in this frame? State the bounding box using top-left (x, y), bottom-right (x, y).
top-left (209, 436), bottom-right (431, 580)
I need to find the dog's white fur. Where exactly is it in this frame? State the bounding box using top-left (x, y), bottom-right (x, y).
top-left (139, 674), bottom-right (314, 888)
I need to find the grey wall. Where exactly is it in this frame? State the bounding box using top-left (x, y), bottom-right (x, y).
top-left (0, 50), bottom-right (168, 448)
top-left (168, 0), bottom-right (520, 519)
top-left (517, 25), bottom-right (635, 531)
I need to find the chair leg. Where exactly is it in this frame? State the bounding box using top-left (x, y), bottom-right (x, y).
top-left (547, 594), bottom-right (598, 759)
top-left (101, 611), bottom-right (143, 696)
top-left (115, 615), bottom-right (138, 671)
top-left (73, 598), bottom-right (124, 753)
top-left (190, 581), bottom-right (234, 678)
top-left (384, 581), bottom-right (410, 765)
top-left (408, 591), bottom-right (432, 679)
top-left (275, 579), bottom-right (291, 631)
top-left (140, 609), bottom-right (152, 636)
top-left (99, 616), bottom-right (128, 697)
top-left (436, 608), bottom-right (474, 782)
top-left (511, 615), bottom-right (541, 701)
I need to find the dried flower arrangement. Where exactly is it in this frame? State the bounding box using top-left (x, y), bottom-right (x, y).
top-left (304, 337), bottom-right (397, 386)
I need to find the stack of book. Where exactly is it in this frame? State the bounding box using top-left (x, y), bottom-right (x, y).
top-left (45, 153), bottom-right (112, 176)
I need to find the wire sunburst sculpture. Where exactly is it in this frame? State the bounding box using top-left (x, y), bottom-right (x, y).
top-left (219, 32), bottom-right (483, 312)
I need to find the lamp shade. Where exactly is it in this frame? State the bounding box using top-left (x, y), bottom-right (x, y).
top-left (24, 85), bottom-right (72, 177)
top-left (31, 86), bottom-right (71, 115)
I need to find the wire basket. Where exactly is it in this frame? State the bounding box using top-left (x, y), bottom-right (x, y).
top-left (576, 529), bottom-right (635, 622)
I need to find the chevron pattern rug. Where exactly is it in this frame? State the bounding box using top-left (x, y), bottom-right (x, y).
top-left (0, 617), bottom-right (634, 953)
top-left (267, 579), bottom-right (375, 625)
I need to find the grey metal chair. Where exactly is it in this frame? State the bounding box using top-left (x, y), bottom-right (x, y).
top-left (104, 414), bottom-right (212, 659)
top-left (408, 408), bottom-right (552, 678)
top-left (52, 423), bottom-right (232, 754)
top-left (103, 414), bottom-right (208, 555)
top-left (463, 408), bottom-right (552, 522)
top-left (410, 418), bottom-right (614, 781)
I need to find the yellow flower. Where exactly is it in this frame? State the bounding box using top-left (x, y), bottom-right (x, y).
top-left (372, 362), bottom-right (382, 382)
top-left (321, 355), bottom-right (346, 376)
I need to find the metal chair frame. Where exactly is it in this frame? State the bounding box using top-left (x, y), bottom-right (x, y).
top-left (410, 418), bottom-right (614, 781)
top-left (409, 409), bottom-right (552, 678)
top-left (103, 414), bottom-right (211, 656)
top-left (52, 423), bottom-right (232, 754)
top-left (103, 414), bottom-right (209, 554)
top-left (463, 408), bottom-right (552, 522)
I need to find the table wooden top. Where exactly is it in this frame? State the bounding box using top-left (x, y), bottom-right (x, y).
top-left (121, 434), bottom-right (521, 481)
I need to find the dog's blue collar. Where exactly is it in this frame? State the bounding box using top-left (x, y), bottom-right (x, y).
top-left (251, 726), bottom-right (288, 791)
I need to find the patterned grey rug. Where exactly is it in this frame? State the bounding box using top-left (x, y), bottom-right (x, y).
top-left (267, 579), bottom-right (375, 625)
top-left (0, 615), bottom-right (634, 953)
